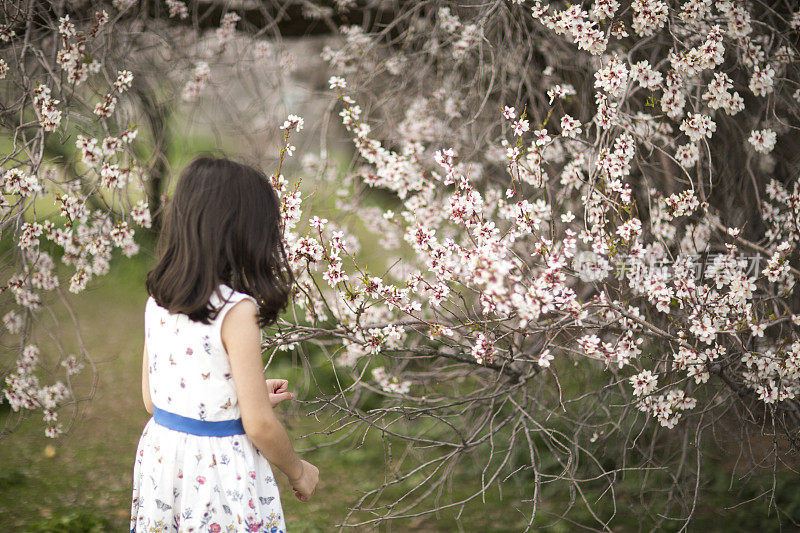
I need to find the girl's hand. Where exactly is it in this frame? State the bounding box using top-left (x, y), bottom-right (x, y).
top-left (288, 459), bottom-right (319, 502)
top-left (265, 378), bottom-right (295, 408)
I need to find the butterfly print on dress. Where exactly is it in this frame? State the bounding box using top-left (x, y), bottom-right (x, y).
top-left (154, 498), bottom-right (171, 511)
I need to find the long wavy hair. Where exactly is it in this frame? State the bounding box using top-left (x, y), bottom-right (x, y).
top-left (145, 155), bottom-right (294, 328)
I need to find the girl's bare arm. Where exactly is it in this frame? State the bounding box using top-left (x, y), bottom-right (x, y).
top-left (141, 342), bottom-right (153, 415)
top-left (222, 300), bottom-right (304, 482)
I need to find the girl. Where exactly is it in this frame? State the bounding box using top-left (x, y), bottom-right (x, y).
top-left (130, 156), bottom-right (318, 532)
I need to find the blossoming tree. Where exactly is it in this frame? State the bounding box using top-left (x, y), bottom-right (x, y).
top-left (3, 0), bottom-right (800, 529)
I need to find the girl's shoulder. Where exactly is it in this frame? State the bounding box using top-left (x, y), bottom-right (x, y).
top-left (143, 285), bottom-right (256, 326)
top-left (144, 294), bottom-right (162, 317)
top-left (210, 284), bottom-right (257, 308)
top-left (209, 284), bottom-right (258, 321)
top-left (144, 295), bottom-right (181, 329)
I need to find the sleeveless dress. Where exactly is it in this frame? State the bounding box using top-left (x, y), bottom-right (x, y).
top-left (130, 283), bottom-right (286, 533)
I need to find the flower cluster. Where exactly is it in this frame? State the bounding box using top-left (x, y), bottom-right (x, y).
top-left (631, 0), bottom-right (669, 37)
top-left (532, 2), bottom-right (608, 55)
top-left (702, 72), bottom-right (744, 115)
top-left (2, 345), bottom-right (69, 438)
top-left (182, 62), bottom-right (211, 102)
top-left (679, 112), bottom-right (716, 143)
top-left (3, 168), bottom-right (41, 197)
top-left (94, 69), bottom-right (133, 118)
top-left (748, 128), bottom-right (777, 154)
top-left (56, 14), bottom-right (104, 85)
top-left (371, 367), bottom-right (411, 394)
top-left (32, 83), bottom-right (62, 132)
top-left (594, 53), bottom-right (629, 98)
top-left (216, 12), bottom-right (241, 44)
top-left (166, 0), bottom-right (189, 19)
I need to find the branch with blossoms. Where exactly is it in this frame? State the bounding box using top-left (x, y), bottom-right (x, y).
top-left (0, 7), bottom-right (155, 440)
top-left (245, 1), bottom-right (800, 529)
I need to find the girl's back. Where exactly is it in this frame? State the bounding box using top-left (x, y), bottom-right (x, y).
top-left (131, 284), bottom-right (286, 532)
top-left (145, 284), bottom-right (249, 421)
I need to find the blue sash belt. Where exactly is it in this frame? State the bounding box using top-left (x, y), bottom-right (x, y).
top-left (152, 405), bottom-right (245, 437)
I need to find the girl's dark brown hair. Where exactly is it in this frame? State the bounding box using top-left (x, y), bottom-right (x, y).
top-left (145, 156), bottom-right (295, 327)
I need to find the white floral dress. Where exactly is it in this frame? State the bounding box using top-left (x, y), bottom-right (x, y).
top-left (131, 284), bottom-right (286, 533)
